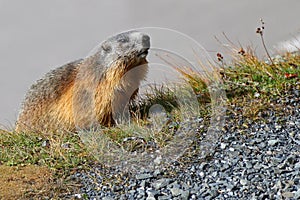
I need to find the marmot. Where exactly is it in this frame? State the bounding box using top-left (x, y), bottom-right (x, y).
top-left (16, 31), bottom-right (150, 133)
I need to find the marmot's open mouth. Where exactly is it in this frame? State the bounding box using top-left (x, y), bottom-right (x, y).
top-left (137, 48), bottom-right (149, 59)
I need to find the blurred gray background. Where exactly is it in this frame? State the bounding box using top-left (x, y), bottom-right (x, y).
top-left (1, 0), bottom-right (300, 129)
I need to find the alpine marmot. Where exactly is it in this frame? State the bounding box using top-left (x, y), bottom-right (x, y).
top-left (16, 31), bottom-right (150, 132)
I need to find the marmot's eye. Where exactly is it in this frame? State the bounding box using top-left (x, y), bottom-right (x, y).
top-left (101, 43), bottom-right (112, 52)
top-left (117, 38), bottom-right (129, 43)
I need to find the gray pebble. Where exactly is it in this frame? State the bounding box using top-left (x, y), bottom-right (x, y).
top-left (181, 190), bottom-right (190, 200)
top-left (152, 178), bottom-right (172, 190)
top-left (220, 143), bottom-right (227, 149)
top-left (268, 139), bottom-right (279, 146)
top-left (240, 179), bottom-right (248, 186)
top-left (170, 187), bottom-right (183, 197)
top-left (136, 173), bottom-right (154, 180)
top-left (282, 191), bottom-right (294, 198)
top-left (146, 189), bottom-right (159, 198)
top-left (146, 197), bottom-right (156, 200)
top-left (102, 197), bottom-right (114, 200)
top-left (158, 195), bottom-right (172, 200)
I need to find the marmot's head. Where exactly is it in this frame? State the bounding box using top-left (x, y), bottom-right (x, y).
top-left (96, 31), bottom-right (150, 72)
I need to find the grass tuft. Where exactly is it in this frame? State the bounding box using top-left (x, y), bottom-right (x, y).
top-left (0, 129), bottom-right (92, 170)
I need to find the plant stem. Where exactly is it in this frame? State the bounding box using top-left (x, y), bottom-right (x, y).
top-left (260, 34), bottom-right (275, 66)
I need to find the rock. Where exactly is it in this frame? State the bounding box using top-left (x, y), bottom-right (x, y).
top-left (181, 190), bottom-right (190, 200)
top-left (294, 188), bottom-right (300, 199)
top-left (152, 178), bottom-right (172, 190)
top-left (170, 187), bottom-right (183, 197)
top-left (146, 189), bottom-right (159, 198)
top-left (240, 179), bottom-right (248, 186)
top-left (102, 196), bottom-right (114, 200)
top-left (229, 147), bottom-right (235, 152)
top-left (74, 194), bottom-right (82, 199)
top-left (61, 142), bottom-right (71, 149)
top-left (268, 140), bottom-right (279, 146)
top-left (146, 197), bottom-right (156, 200)
top-left (282, 192), bottom-right (294, 198)
top-left (158, 195), bottom-right (172, 200)
top-left (42, 140), bottom-right (50, 147)
top-left (294, 162), bottom-right (300, 169)
top-left (220, 143), bottom-right (227, 149)
top-left (136, 173), bottom-right (154, 180)
top-left (153, 169), bottom-right (162, 177)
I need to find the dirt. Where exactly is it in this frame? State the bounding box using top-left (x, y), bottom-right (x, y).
top-left (0, 165), bottom-right (52, 200)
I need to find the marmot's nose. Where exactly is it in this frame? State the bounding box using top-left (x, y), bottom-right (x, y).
top-left (142, 34), bottom-right (150, 48)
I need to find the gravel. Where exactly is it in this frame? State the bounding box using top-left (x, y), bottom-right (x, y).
top-left (70, 87), bottom-right (300, 199)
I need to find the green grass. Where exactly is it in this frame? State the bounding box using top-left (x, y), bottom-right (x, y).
top-left (223, 51), bottom-right (300, 99)
top-left (0, 130), bottom-right (92, 171)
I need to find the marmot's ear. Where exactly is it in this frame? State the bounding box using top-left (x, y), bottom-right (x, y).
top-left (101, 42), bottom-right (112, 53)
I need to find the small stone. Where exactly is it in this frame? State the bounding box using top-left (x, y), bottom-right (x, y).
top-left (245, 161), bottom-right (253, 169)
top-left (254, 93), bottom-right (260, 98)
top-left (170, 187), bottom-right (183, 197)
top-left (282, 192), bottom-right (294, 198)
top-left (61, 142), bottom-right (71, 149)
top-left (102, 197), bottom-right (114, 200)
top-left (153, 169), bottom-right (162, 177)
top-left (209, 188), bottom-right (218, 197)
top-left (278, 162), bottom-right (286, 169)
top-left (220, 143), bottom-right (227, 149)
top-left (258, 142), bottom-right (266, 148)
top-left (154, 155), bottom-right (163, 165)
top-left (146, 189), bottom-right (159, 198)
top-left (240, 179), bottom-right (248, 186)
top-left (136, 173), bottom-right (154, 180)
top-left (146, 197), bottom-right (156, 200)
top-left (167, 181), bottom-right (179, 189)
top-left (268, 139), bottom-right (279, 146)
top-left (74, 194), bottom-right (82, 199)
top-left (112, 185), bottom-right (122, 192)
top-left (211, 171), bottom-right (218, 177)
top-left (264, 126), bottom-right (271, 131)
top-left (152, 178), bottom-right (172, 190)
top-left (120, 194), bottom-right (127, 200)
top-left (128, 189), bottom-right (136, 195)
top-left (199, 171), bottom-right (205, 177)
top-left (136, 187), bottom-right (145, 197)
top-left (229, 147), bottom-right (235, 152)
top-left (294, 189), bottom-right (300, 198)
top-left (190, 166), bottom-right (196, 172)
top-left (42, 140), bottom-right (50, 147)
top-left (158, 195), bottom-right (172, 200)
top-left (295, 162), bottom-right (300, 169)
top-left (140, 180), bottom-right (148, 188)
top-left (181, 190), bottom-right (190, 200)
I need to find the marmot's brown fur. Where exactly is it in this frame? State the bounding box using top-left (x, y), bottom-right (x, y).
top-left (16, 31), bottom-right (150, 132)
